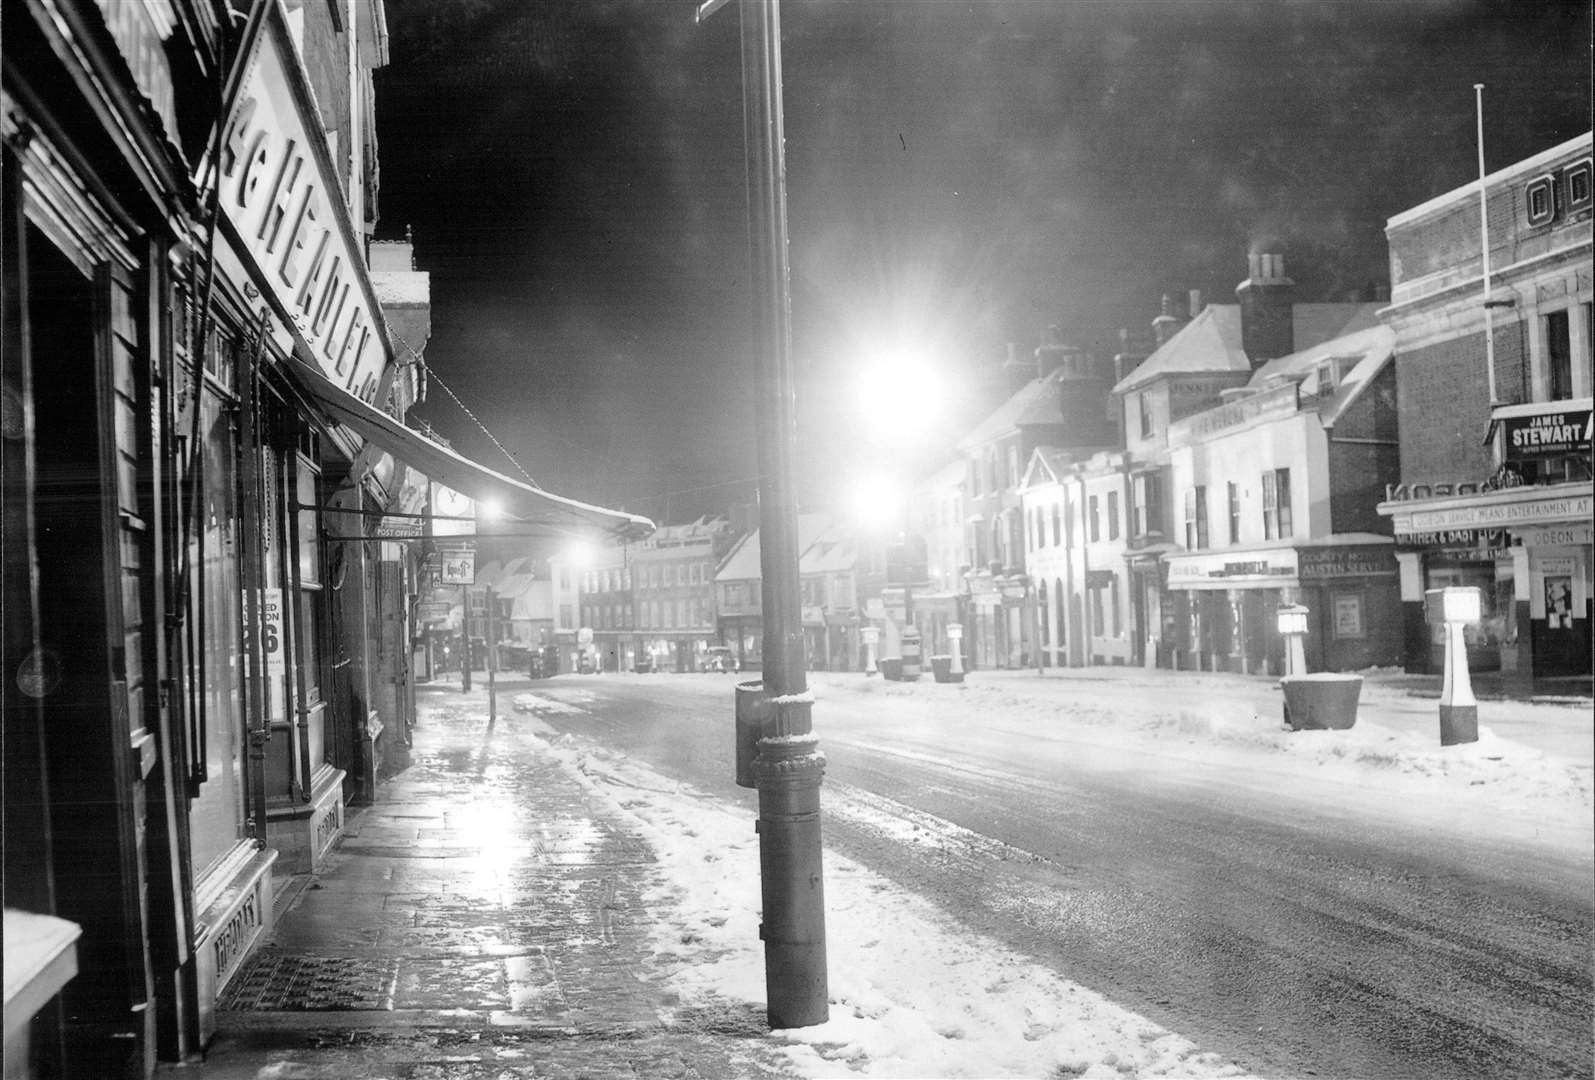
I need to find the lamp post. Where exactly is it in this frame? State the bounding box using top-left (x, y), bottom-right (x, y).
top-left (1276, 603), bottom-right (1309, 677)
top-left (1428, 586), bottom-right (1481, 746)
top-left (861, 625), bottom-right (879, 676)
top-left (698, 0), bottom-right (827, 1029)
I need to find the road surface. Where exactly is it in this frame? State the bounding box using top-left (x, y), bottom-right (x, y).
top-left (496, 670), bottom-right (1592, 1080)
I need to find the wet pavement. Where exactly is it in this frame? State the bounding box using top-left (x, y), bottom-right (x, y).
top-left (168, 684), bottom-right (798, 1079)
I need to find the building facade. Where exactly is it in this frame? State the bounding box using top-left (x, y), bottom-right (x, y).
top-left (1376, 133), bottom-right (1593, 686)
top-left (1162, 323), bottom-right (1404, 675)
top-left (956, 332), bottom-right (1116, 668)
top-left (1111, 258), bottom-right (1385, 671)
top-left (631, 517), bottom-right (733, 672)
top-left (3, 6), bottom-right (651, 1075)
top-left (3, 0), bottom-right (405, 1071)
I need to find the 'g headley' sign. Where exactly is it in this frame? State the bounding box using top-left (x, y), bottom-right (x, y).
top-left (215, 2), bottom-right (386, 405)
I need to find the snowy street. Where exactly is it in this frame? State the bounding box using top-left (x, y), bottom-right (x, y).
top-left (501, 665), bottom-right (1594, 1080)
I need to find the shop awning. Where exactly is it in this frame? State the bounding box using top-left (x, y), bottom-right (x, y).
top-left (283, 356), bottom-right (654, 542)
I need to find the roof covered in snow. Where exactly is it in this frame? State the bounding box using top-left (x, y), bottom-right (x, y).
top-left (1113, 303), bottom-right (1383, 394)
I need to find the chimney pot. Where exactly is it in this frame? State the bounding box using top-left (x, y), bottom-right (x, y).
top-left (1188, 289), bottom-right (1204, 317)
top-left (1236, 252), bottom-right (1295, 367)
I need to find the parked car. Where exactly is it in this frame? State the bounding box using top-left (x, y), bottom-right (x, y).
top-left (699, 646), bottom-right (738, 673)
top-left (634, 653), bottom-right (656, 673)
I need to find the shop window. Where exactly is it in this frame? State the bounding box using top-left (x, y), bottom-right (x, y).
top-left (294, 455), bottom-right (322, 705)
top-left (1138, 392), bottom-right (1154, 439)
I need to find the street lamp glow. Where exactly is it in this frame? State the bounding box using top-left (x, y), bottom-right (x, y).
top-left (847, 472), bottom-right (904, 535)
top-left (855, 350), bottom-right (944, 446)
top-left (477, 497), bottom-right (505, 522)
top-left (564, 540), bottom-right (595, 569)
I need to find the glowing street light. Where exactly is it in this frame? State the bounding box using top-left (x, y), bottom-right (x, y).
top-left (854, 350), bottom-right (946, 449)
top-left (845, 472), bottom-right (905, 536)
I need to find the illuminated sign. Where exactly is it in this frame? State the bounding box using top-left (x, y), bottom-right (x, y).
top-left (214, 4), bottom-right (386, 403)
top-left (1502, 407), bottom-right (1592, 458)
top-left (1400, 493), bottom-right (1592, 533)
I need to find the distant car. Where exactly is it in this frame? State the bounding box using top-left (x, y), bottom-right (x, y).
top-left (699, 646), bottom-right (737, 673)
top-left (634, 654), bottom-right (656, 673)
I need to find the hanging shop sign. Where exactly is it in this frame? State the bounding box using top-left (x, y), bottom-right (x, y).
top-left (213, 2), bottom-right (388, 404)
top-left (438, 548), bottom-right (475, 586)
top-left (416, 601), bottom-right (452, 623)
top-left (431, 484), bottom-right (476, 536)
top-left (1501, 407), bottom-right (1592, 458)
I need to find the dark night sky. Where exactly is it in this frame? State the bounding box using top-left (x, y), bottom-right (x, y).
top-left (372, 0), bottom-right (1591, 525)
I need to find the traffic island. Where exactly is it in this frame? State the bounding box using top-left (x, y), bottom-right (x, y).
top-left (1280, 673), bottom-right (1363, 730)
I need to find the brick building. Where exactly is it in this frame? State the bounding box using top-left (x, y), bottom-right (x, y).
top-left (1376, 133), bottom-right (1592, 686)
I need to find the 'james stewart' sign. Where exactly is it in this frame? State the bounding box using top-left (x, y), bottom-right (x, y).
top-left (212, 2), bottom-right (387, 405)
top-left (1502, 408), bottom-right (1592, 458)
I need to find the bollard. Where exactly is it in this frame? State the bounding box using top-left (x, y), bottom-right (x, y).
top-left (900, 627), bottom-right (922, 681)
top-left (1427, 587), bottom-right (1480, 746)
top-left (947, 622), bottom-right (965, 676)
top-left (861, 626), bottom-right (879, 677)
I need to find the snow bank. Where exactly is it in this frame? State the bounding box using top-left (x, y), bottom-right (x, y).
top-left (544, 732), bottom-right (1255, 1079)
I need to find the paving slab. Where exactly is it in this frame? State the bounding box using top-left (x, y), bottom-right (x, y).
top-left (162, 685), bottom-right (797, 1080)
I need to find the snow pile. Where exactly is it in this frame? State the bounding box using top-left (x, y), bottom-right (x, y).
top-left (548, 732), bottom-right (1255, 1079)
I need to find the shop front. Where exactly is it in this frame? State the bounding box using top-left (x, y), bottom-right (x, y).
top-left (1167, 549), bottom-right (1297, 673)
top-left (1383, 483), bottom-right (1592, 685)
top-left (1166, 542), bottom-right (1402, 675)
top-left (4, 2), bottom-right (218, 1071)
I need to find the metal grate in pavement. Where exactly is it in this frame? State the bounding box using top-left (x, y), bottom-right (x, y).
top-left (219, 953), bottom-right (399, 1011)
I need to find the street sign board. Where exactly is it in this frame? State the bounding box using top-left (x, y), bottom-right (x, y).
top-left (416, 601), bottom-right (451, 623)
top-left (439, 550), bottom-right (474, 585)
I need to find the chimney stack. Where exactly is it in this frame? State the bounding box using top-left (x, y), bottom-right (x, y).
top-left (1035, 325), bottom-right (1073, 379)
top-left (1188, 289), bottom-right (1204, 318)
top-left (1235, 253), bottom-right (1294, 367)
top-left (1151, 294), bottom-right (1188, 346)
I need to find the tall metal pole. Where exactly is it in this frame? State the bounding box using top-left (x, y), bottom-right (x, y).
top-left (1475, 84), bottom-right (1498, 407)
top-left (740, 0), bottom-right (828, 1029)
